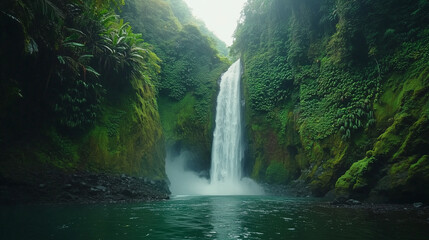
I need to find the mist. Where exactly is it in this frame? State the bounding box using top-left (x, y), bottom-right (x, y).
top-left (166, 149), bottom-right (264, 196)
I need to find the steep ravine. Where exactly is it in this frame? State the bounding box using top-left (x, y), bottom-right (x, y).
top-left (233, 0), bottom-right (429, 203)
top-left (0, 0), bottom-right (171, 203)
top-left (0, 0), bottom-right (228, 204)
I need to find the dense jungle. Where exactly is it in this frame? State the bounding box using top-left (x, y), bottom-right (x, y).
top-left (1, 0), bottom-right (429, 239)
top-left (0, 0), bottom-right (429, 223)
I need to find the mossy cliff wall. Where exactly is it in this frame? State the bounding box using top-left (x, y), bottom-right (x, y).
top-left (1, 0), bottom-right (228, 184)
top-left (335, 66), bottom-right (429, 202)
top-left (233, 0), bottom-right (429, 202)
top-left (81, 79), bottom-right (166, 179)
top-left (0, 0), bottom-right (167, 182)
top-left (123, 0), bottom-right (230, 171)
top-left (0, 77), bottom-right (166, 181)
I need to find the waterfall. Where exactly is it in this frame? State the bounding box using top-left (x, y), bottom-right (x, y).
top-left (208, 59), bottom-right (262, 195)
top-left (166, 59), bottom-right (263, 195)
top-left (211, 59), bottom-right (244, 184)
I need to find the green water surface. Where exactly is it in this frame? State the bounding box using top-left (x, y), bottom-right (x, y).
top-left (1, 196), bottom-right (428, 239)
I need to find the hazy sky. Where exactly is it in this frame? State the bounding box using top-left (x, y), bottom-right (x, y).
top-left (183, 0), bottom-right (247, 46)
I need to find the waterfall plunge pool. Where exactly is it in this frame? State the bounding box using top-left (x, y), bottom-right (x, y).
top-left (4, 59), bottom-right (426, 239)
top-left (1, 195), bottom-right (428, 239)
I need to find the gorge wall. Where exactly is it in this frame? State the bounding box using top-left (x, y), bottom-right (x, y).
top-left (0, 0), bottom-right (231, 203)
top-left (122, 0), bottom-right (229, 173)
top-left (2, 0), bottom-right (429, 204)
top-left (232, 0), bottom-right (429, 202)
top-left (0, 0), bottom-right (226, 184)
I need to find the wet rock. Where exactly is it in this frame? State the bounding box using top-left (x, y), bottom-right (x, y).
top-left (58, 192), bottom-right (77, 201)
top-left (332, 197), bottom-right (348, 205)
top-left (95, 185), bottom-right (106, 192)
top-left (323, 189), bottom-right (336, 201)
top-left (0, 171), bottom-right (170, 204)
top-left (413, 202), bottom-right (423, 208)
top-left (121, 189), bottom-right (135, 197)
top-left (346, 199), bottom-right (362, 205)
top-left (89, 175), bottom-right (98, 181)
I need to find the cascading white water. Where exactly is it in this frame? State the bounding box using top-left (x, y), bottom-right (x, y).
top-left (166, 59), bottom-right (263, 195)
top-left (208, 59), bottom-right (262, 195)
top-left (211, 59), bottom-right (244, 184)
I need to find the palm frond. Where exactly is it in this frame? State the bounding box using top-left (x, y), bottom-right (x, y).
top-left (85, 66), bottom-right (100, 77)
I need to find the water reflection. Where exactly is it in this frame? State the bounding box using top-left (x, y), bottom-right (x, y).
top-left (1, 196), bottom-right (428, 240)
top-left (209, 196), bottom-right (242, 239)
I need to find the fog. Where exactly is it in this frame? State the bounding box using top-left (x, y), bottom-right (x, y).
top-left (166, 149), bottom-right (264, 196)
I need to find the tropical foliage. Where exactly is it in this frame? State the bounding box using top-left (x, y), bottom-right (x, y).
top-left (1, 0), bottom-right (161, 130)
top-left (0, 0), bottom-right (167, 178)
top-left (232, 0), bottom-right (429, 199)
top-left (233, 0), bottom-right (429, 141)
top-left (122, 0), bottom-right (229, 170)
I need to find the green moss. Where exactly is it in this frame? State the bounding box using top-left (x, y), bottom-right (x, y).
top-left (312, 143), bottom-right (324, 162)
top-left (159, 93), bottom-right (210, 148)
top-left (374, 75), bottom-right (405, 123)
top-left (408, 155), bottom-right (429, 182)
top-left (335, 157), bottom-right (377, 196)
top-left (229, 0), bottom-right (429, 201)
top-left (372, 156), bottom-right (417, 197)
top-left (373, 114), bottom-right (412, 159)
top-left (158, 94), bottom-right (200, 141)
top-left (251, 123), bottom-right (263, 131)
top-left (85, 125), bottom-right (109, 167)
top-left (375, 66), bottom-right (429, 124)
top-left (35, 129), bottom-right (80, 170)
top-left (251, 155), bottom-right (264, 180)
top-left (70, 78), bottom-right (166, 179)
top-left (158, 90), bottom-right (215, 171)
top-left (390, 157), bottom-right (415, 176)
top-left (393, 116), bottom-right (429, 159)
top-left (353, 132), bottom-right (370, 147)
top-left (265, 160), bottom-right (289, 184)
top-left (308, 139), bottom-right (349, 196)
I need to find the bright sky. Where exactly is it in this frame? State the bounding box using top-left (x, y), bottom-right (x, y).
top-left (183, 0), bottom-right (247, 46)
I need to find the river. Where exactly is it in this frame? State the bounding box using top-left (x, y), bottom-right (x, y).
top-left (1, 195), bottom-right (428, 239)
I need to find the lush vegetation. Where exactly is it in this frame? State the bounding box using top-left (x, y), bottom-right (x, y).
top-left (0, 0), bottom-right (167, 179)
top-left (2, 0), bottom-right (429, 204)
top-left (122, 0), bottom-right (229, 171)
top-left (232, 0), bottom-right (429, 202)
top-left (0, 0), bottom-right (229, 182)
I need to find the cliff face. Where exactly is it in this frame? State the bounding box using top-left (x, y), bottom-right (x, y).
top-left (123, 0), bottom-right (229, 172)
top-left (78, 77), bottom-right (166, 179)
top-left (232, 0), bottom-right (429, 202)
top-left (0, 0), bottom-right (228, 187)
top-left (1, 79), bottom-right (166, 180)
top-left (0, 0), bottom-right (166, 183)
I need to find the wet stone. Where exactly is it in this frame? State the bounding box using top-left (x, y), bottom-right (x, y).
top-left (95, 185), bottom-right (107, 192)
top-left (346, 199), bottom-right (362, 205)
top-left (413, 202), bottom-right (423, 208)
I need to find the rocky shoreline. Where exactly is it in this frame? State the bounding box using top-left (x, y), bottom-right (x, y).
top-left (261, 182), bottom-right (429, 212)
top-left (0, 171), bottom-right (170, 205)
